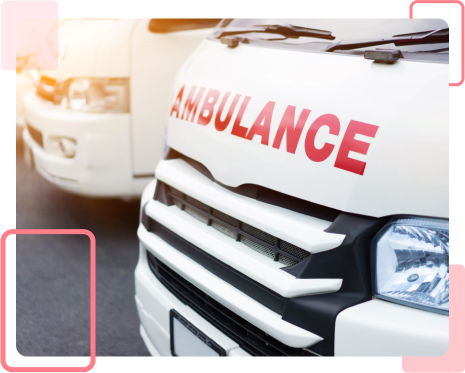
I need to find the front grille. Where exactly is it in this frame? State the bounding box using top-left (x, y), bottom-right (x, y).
top-left (145, 218), bottom-right (286, 314)
top-left (167, 185), bottom-right (311, 267)
top-left (26, 122), bottom-right (43, 148)
top-left (147, 252), bottom-right (317, 356)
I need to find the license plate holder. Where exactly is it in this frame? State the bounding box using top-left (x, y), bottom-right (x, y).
top-left (170, 309), bottom-right (226, 356)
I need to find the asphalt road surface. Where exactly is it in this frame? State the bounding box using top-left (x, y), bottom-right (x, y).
top-left (16, 136), bottom-right (150, 356)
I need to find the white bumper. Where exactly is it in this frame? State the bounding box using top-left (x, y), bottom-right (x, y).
top-left (136, 229), bottom-right (449, 357)
top-left (22, 91), bottom-right (147, 198)
top-left (335, 298), bottom-right (449, 356)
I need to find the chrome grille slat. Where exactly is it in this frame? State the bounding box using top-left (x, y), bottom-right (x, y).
top-left (167, 186), bottom-right (311, 266)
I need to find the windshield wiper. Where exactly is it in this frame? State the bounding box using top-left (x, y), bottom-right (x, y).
top-left (326, 28), bottom-right (448, 52)
top-left (215, 24), bottom-right (336, 40)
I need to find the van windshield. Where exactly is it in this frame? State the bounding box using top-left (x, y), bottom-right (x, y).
top-left (217, 19), bottom-right (449, 55)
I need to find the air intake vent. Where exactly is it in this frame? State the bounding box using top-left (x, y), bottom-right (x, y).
top-left (26, 122), bottom-right (43, 148)
top-left (166, 185), bottom-right (310, 267)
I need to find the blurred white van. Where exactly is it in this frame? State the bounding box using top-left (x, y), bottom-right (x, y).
top-left (23, 19), bottom-right (219, 198)
top-left (16, 19), bottom-right (70, 140)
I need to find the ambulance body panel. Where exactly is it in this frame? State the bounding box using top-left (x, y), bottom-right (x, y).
top-left (167, 41), bottom-right (448, 218)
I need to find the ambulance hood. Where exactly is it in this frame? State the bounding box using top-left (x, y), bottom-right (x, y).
top-left (166, 39), bottom-right (448, 219)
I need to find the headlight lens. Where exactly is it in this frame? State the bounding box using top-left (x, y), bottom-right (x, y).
top-left (372, 217), bottom-right (449, 314)
top-left (67, 78), bottom-right (129, 113)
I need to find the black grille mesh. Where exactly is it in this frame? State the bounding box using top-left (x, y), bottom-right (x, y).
top-left (167, 186), bottom-right (310, 267)
top-left (147, 251), bottom-right (317, 357)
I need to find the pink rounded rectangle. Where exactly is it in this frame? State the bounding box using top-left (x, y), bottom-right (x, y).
top-left (402, 264), bottom-right (464, 372)
top-left (16, 18), bottom-right (58, 71)
top-left (410, 0), bottom-right (464, 86)
top-left (1, 0), bottom-right (58, 71)
top-left (1, 229), bottom-right (96, 372)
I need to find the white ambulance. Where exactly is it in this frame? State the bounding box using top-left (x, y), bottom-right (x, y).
top-left (136, 19), bottom-right (449, 356)
top-left (22, 19), bottom-right (219, 198)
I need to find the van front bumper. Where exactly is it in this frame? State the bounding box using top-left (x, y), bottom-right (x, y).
top-left (136, 221), bottom-right (449, 357)
top-left (22, 91), bottom-right (139, 198)
top-left (134, 240), bottom-right (250, 356)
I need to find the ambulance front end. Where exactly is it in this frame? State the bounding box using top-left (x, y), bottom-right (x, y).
top-left (135, 19), bottom-right (449, 356)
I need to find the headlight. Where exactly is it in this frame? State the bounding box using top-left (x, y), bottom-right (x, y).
top-left (67, 78), bottom-right (129, 113)
top-left (372, 217), bottom-right (449, 314)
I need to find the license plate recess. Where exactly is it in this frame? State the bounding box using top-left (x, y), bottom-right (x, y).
top-left (170, 309), bottom-right (226, 356)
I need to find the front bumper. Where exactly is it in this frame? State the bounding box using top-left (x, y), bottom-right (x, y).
top-left (22, 91), bottom-right (141, 198)
top-left (335, 297), bottom-right (448, 356)
top-left (135, 240), bottom-right (250, 356)
top-left (136, 224), bottom-right (449, 356)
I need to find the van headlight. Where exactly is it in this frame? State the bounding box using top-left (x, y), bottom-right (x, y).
top-left (372, 217), bottom-right (449, 315)
top-left (67, 78), bottom-right (129, 113)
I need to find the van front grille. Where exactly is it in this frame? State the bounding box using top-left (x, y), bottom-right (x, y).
top-left (147, 251), bottom-right (317, 357)
top-left (167, 185), bottom-right (311, 267)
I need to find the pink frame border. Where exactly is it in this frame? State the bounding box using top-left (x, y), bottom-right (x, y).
top-left (406, 3), bottom-right (464, 367)
top-left (410, 0), bottom-right (465, 86)
top-left (0, 1), bottom-right (58, 71)
top-left (402, 265), bottom-right (465, 372)
top-left (1, 229), bottom-right (96, 372)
